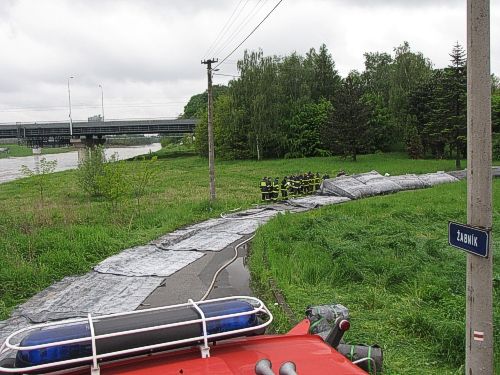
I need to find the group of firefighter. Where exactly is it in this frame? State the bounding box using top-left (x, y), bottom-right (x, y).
top-left (259, 172), bottom-right (330, 202)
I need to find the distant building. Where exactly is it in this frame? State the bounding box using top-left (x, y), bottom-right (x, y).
top-left (88, 115), bottom-right (103, 122)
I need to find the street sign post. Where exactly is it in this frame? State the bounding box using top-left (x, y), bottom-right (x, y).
top-left (448, 222), bottom-right (490, 258)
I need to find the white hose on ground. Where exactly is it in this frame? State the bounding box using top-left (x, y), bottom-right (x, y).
top-left (200, 234), bottom-right (256, 301)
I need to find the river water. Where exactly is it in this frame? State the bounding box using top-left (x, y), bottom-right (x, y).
top-left (0, 143), bottom-right (161, 184)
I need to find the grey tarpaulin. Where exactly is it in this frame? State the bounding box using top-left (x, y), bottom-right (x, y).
top-left (418, 172), bottom-right (459, 186)
top-left (388, 174), bottom-right (431, 190)
top-left (165, 231), bottom-right (243, 252)
top-left (319, 171), bottom-right (401, 199)
top-left (319, 175), bottom-right (372, 199)
top-left (11, 273), bottom-right (163, 323)
top-left (209, 219), bottom-right (261, 235)
top-left (444, 167), bottom-right (500, 181)
top-left (94, 245), bottom-right (204, 277)
top-left (446, 170), bottom-right (467, 180)
top-left (0, 316), bottom-right (30, 346)
top-left (494, 166), bottom-right (500, 178)
top-left (290, 195), bottom-right (351, 208)
top-left (352, 171), bottom-right (402, 195)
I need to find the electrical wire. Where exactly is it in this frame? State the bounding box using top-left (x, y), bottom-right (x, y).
top-left (205, 0), bottom-right (251, 60)
top-left (212, 0), bottom-right (266, 59)
top-left (214, 0), bottom-right (283, 70)
top-left (213, 73), bottom-right (241, 78)
top-left (0, 101), bottom-right (189, 113)
top-left (203, 0), bottom-right (245, 59)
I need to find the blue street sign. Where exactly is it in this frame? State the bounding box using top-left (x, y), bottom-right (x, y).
top-left (448, 222), bottom-right (490, 258)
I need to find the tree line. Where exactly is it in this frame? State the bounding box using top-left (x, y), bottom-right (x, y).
top-left (185, 42), bottom-right (500, 166)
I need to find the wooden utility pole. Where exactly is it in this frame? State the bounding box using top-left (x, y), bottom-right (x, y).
top-left (466, 0), bottom-right (493, 373)
top-left (202, 58), bottom-right (218, 202)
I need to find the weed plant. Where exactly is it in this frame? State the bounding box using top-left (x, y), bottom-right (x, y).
top-left (249, 181), bottom-right (500, 374)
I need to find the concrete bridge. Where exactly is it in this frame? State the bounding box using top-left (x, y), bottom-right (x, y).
top-left (0, 118), bottom-right (197, 141)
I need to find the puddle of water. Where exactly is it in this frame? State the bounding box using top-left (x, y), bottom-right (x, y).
top-left (212, 245), bottom-right (253, 297)
top-left (0, 143), bottom-right (161, 184)
top-left (225, 256), bottom-right (252, 295)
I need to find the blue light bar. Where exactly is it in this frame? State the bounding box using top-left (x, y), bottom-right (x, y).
top-left (15, 300), bottom-right (258, 368)
top-left (15, 323), bottom-right (92, 367)
top-left (202, 300), bottom-right (257, 333)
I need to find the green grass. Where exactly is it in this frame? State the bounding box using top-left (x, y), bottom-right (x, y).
top-left (0, 144), bottom-right (72, 158)
top-left (0, 151), bottom-right (468, 319)
top-left (0, 150), bottom-right (494, 373)
top-left (249, 180), bottom-right (499, 374)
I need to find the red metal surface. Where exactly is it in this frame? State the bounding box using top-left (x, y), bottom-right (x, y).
top-left (286, 319), bottom-right (310, 335)
top-left (63, 334), bottom-right (367, 375)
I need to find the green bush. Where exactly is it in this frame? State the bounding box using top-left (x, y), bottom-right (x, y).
top-left (77, 147), bottom-right (106, 196)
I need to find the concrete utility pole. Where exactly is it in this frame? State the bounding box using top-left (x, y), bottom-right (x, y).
top-left (466, 0), bottom-right (493, 373)
top-left (201, 58), bottom-right (218, 202)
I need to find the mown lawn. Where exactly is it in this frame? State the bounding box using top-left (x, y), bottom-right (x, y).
top-left (0, 144), bottom-right (72, 158)
top-left (249, 180), bottom-right (499, 374)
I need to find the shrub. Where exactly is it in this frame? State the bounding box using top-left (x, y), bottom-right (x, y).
top-left (20, 157), bottom-right (57, 204)
top-left (77, 146), bottom-right (106, 197)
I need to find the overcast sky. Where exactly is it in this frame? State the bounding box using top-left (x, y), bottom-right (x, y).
top-left (0, 0), bottom-right (498, 123)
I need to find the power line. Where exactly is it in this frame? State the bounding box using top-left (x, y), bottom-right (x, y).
top-left (0, 101), bottom-right (189, 113)
top-left (203, 0), bottom-right (244, 59)
top-left (213, 0), bottom-right (267, 59)
top-left (214, 73), bottom-right (241, 78)
top-left (205, 0), bottom-right (251, 60)
top-left (214, 0), bottom-right (283, 70)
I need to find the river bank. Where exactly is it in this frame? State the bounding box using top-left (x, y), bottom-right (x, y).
top-left (0, 143), bottom-right (161, 184)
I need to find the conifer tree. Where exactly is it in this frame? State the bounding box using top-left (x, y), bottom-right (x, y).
top-left (326, 71), bottom-right (371, 161)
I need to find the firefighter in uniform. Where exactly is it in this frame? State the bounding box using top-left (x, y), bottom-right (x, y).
top-left (281, 176), bottom-right (288, 200)
top-left (315, 172), bottom-right (321, 191)
top-left (272, 178), bottom-right (279, 202)
top-left (260, 177), bottom-right (267, 202)
top-left (307, 172), bottom-right (313, 194)
top-left (265, 177), bottom-right (272, 202)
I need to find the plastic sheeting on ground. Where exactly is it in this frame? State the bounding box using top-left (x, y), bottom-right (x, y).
top-left (94, 245), bottom-right (204, 277)
top-left (209, 219), bottom-right (262, 235)
top-left (165, 231), bottom-right (243, 252)
top-left (388, 174), bottom-right (431, 190)
top-left (11, 273), bottom-right (163, 323)
top-left (446, 170), bottom-right (467, 180)
top-left (352, 171), bottom-right (403, 195)
top-left (289, 195), bottom-right (351, 208)
top-left (319, 171), bottom-right (402, 199)
top-left (0, 316), bottom-right (30, 347)
top-left (418, 172), bottom-right (459, 186)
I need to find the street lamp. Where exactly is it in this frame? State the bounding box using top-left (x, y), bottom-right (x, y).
top-left (67, 76), bottom-right (75, 136)
top-left (98, 84), bottom-right (104, 121)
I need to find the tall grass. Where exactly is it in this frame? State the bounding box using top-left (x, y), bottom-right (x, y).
top-left (249, 181), bottom-right (499, 374)
top-left (0, 151), bottom-right (485, 321)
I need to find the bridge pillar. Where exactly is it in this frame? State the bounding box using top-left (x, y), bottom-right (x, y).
top-left (70, 136), bottom-right (106, 163)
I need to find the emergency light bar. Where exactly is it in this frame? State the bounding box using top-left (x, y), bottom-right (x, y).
top-left (0, 296), bottom-right (273, 374)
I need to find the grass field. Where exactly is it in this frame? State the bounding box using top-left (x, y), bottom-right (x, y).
top-left (249, 180), bottom-right (499, 374)
top-left (0, 149), bottom-right (496, 373)
top-left (0, 144), bottom-right (72, 158)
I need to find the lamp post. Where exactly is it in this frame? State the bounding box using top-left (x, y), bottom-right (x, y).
top-left (99, 84), bottom-right (104, 121)
top-left (67, 76), bottom-right (74, 136)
